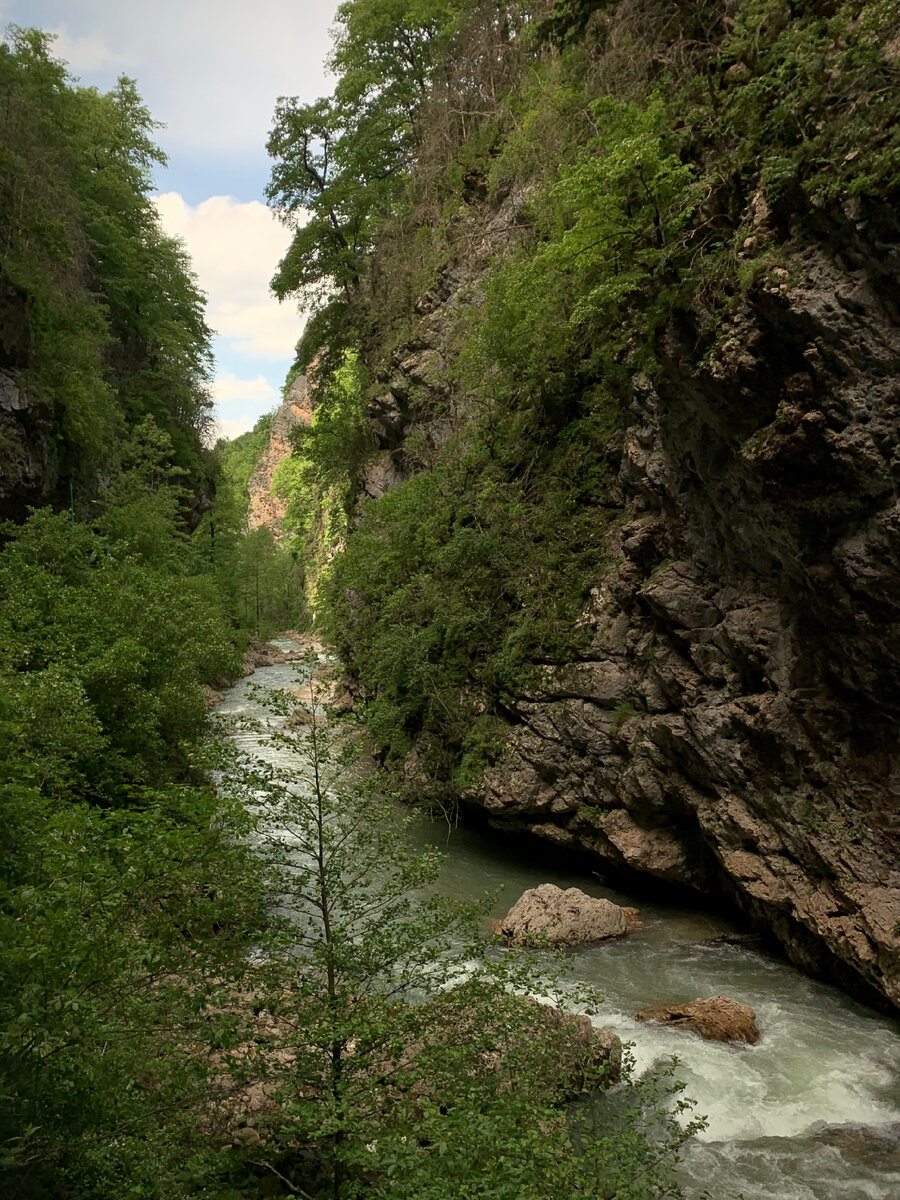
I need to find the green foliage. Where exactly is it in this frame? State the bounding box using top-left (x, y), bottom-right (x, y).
top-left (0, 500), bottom-right (238, 801)
top-left (0, 777), bottom-right (262, 1199)
top-left (215, 413), bottom-right (274, 517)
top-left (0, 497), bottom-right (265, 1196)
top-left (705, 0), bottom-right (900, 205)
top-left (220, 668), bottom-right (700, 1198)
top-left (298, 0), bottom-right (900, 809)
top-left (192, 416), bottom-right (307, 636)
top-left (0, 29), bottom-right (213, 511)
top-left (265, 1), bottom-right (469, 313)
top-left (273, 351), bottom-right (371, 603)
top-left (318, 402), bottom-right (612, 792)
top-left (231, 525), bottom-right (304, 636)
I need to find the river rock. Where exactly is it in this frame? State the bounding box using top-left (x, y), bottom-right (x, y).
top-left (635, 994), bottom-right (760, 1045)
top-left (241, 637), bottom-right (304, 674)
top-left (494, 884), bottom-right (634, 946)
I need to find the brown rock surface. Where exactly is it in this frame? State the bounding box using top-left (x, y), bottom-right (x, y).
top-left (241, 637), bottom-right (305, 675)
top-left (457, 242), bottom-right (900, 1013)
top-left (341, 166), bottom-right (900, 1012)
top-left (635, 994), bottom-right (760, 1045)
top-left (494, 884), bottom-right (634, 946)
top-left (246, 374), bottom-right (313, 537)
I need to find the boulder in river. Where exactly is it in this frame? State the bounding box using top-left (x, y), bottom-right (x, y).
top-left (635, 993), bottom-right (760, 1045)
top-left (494, 883), bottom-right (636, 947)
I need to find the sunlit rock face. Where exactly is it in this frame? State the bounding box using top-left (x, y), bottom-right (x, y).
top-left (247, 374), bottom-right (312, 538)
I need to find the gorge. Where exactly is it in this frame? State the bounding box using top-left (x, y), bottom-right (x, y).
top-left (4, 2), bottom-right (900, 1197)
top-left (249, 0), bottom-right (900, 1018)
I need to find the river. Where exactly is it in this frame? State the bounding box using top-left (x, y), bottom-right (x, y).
top-left (217, 650), bottom-right (900, 1200)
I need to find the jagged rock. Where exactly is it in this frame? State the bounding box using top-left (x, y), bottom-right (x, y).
top-left (347, 117), bottom-right (900, 1014)
top-left (0, 371), bottom-right (29, 412)
top-left (639, 561), bottom-right (722, 630)
top-left (578, 808), bottom-right (689, 882)
top-left (246, 374), bottom-right (312, 537)
top-left (241, 638), bottom-right (304, 674)
top-left (635, 994), bottom-right (760, 1045)
top-left (494, 884), bottom-right (634, 946)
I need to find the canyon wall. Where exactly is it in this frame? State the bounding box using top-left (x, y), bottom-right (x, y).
top-left (246, 374), bottom-right (312, 537)
top-left (358, 201), bottom-right (900, 1010)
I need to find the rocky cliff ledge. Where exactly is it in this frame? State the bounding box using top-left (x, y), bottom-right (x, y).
top-left (247, 374), bottom-right (312, 537)
top-left (464, 222), bottom-right (900, 1011)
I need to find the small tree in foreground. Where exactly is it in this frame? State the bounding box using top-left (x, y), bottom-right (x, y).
top-left (223, 659), bottom-right (702, 1198)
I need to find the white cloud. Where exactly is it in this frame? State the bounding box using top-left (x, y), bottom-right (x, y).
top-left (49, 24), bottom-right (127, 71)
top-left (153, 191), bottom-right (304, 362)
top-left (20, 0), bottom-right (340, 155)
top-left (211, 372), bottom-right (278, 407)
top-left (213, 416), bottom-right (259, 441)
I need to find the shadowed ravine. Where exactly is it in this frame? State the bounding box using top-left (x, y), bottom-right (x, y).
top-left (219, 648), bottom-right (900, 1200)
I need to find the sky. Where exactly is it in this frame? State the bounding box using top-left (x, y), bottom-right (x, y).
top-left (2, 0), bottom-right (341, 438)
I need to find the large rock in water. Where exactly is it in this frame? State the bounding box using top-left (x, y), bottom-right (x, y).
top-left (494, 884), bottom-right (635, 946)
top-left (635, 994), bottom-right (760, 1045)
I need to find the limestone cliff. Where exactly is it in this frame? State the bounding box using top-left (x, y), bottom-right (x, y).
top-left (246, 374), bottom-right (312, 537)
top-left (348, 203), bottom-right (900, 1011)
top-left (468, 220), bottom-right (900, 1012)
top-left (286, 0), bottom-right (900, 1011)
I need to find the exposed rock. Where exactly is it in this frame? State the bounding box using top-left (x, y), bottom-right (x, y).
top-left (241, 637), bottom-right (305, 675)
top-left (344, 138), bottom-right (900, 1013)
top-left (455, 236), bottom-right (900, 1014)
top-left (635, 994), bottom-right (760, 1045)
top-left (494, 884), bottom-right (634, 946)
top-left (246, 374), bottom-right (313, 537)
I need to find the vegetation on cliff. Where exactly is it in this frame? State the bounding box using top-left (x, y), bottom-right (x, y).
top-left (0, 33), bottom-right (265, 1194)
top-left (266, 0), bottom-right (900, 805)
top-left (0, 29), bottom-right (216, 521)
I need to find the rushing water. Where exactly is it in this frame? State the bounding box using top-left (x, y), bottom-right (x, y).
top-left (218, 653), bottom-right (900, 1200)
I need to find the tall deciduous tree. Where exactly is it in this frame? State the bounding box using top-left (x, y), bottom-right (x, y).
top-left (266, 1), bottom-right (466, 311)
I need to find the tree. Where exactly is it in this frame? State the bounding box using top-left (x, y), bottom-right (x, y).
top-left (0, 28), bottom-right (213, 515)
top-left (223, 661), bottom-right (701, 1198)
top-left (265, 1), bottom-right (465, 312)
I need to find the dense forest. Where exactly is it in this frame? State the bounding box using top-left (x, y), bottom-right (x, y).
top-left (0, 14), bottom-right (704, 1199)
top-left (4, 0), bottom-right (900, 1194)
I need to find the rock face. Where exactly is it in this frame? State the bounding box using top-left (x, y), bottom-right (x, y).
top-left (0, 369), bottom-right (62, 522)
top-left (247, 374), bottom-right (313, 537)
top-left (353, 195), bottom-right (900, 1014)
top-left (241, 637), bottom-right (305, 675)
top-left (635, 995), bottom-right (760, 1045)
top-left (448, 222), bottom-right (900, 1013)
top-left (494, 884), bottom-right (633, 946)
